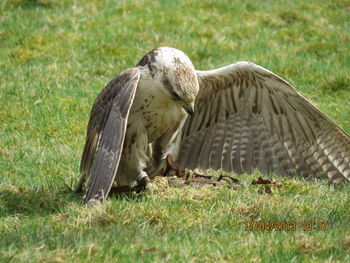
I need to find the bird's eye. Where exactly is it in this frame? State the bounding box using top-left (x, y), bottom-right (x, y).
top-left (170, 90), bottom-right (182, 102)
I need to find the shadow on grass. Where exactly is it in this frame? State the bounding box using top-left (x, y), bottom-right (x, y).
top-left (108, 185), bottom-right (148, 200)
top-left (0, 183), bottom-right (148, 217)
top-left (0, 185), bottom-right (81, 217)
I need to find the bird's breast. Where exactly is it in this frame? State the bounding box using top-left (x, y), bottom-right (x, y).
top-left (130, 85), bottom-right (186, 143)
top-left (144, 98), bottom-right (185, 142)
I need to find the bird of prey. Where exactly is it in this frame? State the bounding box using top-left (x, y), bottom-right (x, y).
top-left (76, 47), bottom-right (199, 204)
top-left (76, 47), bottom-right (350, 204)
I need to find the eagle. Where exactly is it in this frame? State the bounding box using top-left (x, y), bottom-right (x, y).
top-left (75, 47), bottom-right (350, 204)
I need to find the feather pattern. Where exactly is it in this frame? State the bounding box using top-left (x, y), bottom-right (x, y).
top-left (77, 68), bottom-right (140, 202)
top-left (177, 62), bottom-right (350, 182)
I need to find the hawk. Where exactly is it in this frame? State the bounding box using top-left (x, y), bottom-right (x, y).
top-left (76, 47), bottom-right (350, 204)
top-left (76, 47), bottom-right (199, 204)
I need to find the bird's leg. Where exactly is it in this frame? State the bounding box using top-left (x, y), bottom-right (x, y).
top-left (147, 123), bottom-right (184, 178)
top-left (114, 116), bottom-right (151, 189)
top-left (147, 140), bottom-right (167, 178)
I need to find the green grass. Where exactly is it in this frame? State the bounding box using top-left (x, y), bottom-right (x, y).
top-left (0, 0), bottom-right (349, 262)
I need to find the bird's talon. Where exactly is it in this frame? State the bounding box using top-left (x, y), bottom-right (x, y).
top-left (133, 171), bottom-right (150, 193)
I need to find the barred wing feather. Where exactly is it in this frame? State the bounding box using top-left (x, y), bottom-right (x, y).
top-left (177, 62), bottom-right (350, 182)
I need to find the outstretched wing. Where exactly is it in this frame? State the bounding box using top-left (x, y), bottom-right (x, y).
top-left (176, 62), bottom-right (350, 182)
top-left (76, 67), bottom-right (140, 203)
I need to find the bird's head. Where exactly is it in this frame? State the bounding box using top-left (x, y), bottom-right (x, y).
top-left (137, 47), bottom-right (199, 115)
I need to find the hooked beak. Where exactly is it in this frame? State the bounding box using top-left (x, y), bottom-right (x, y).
top-left (183, 103), bottom-right (195, 115)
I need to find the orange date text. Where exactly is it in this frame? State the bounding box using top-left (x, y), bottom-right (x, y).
top-left (244, 221), bottom-right (329, 231)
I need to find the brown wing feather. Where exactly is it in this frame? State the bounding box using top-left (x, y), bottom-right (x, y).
top-left (177, 62), bottom-right (350, 182)
top-left (76, 68), bottom-right (140, 203)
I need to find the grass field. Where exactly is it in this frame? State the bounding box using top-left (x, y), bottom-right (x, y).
top-left (1, 0), bottom-right (349, 262)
